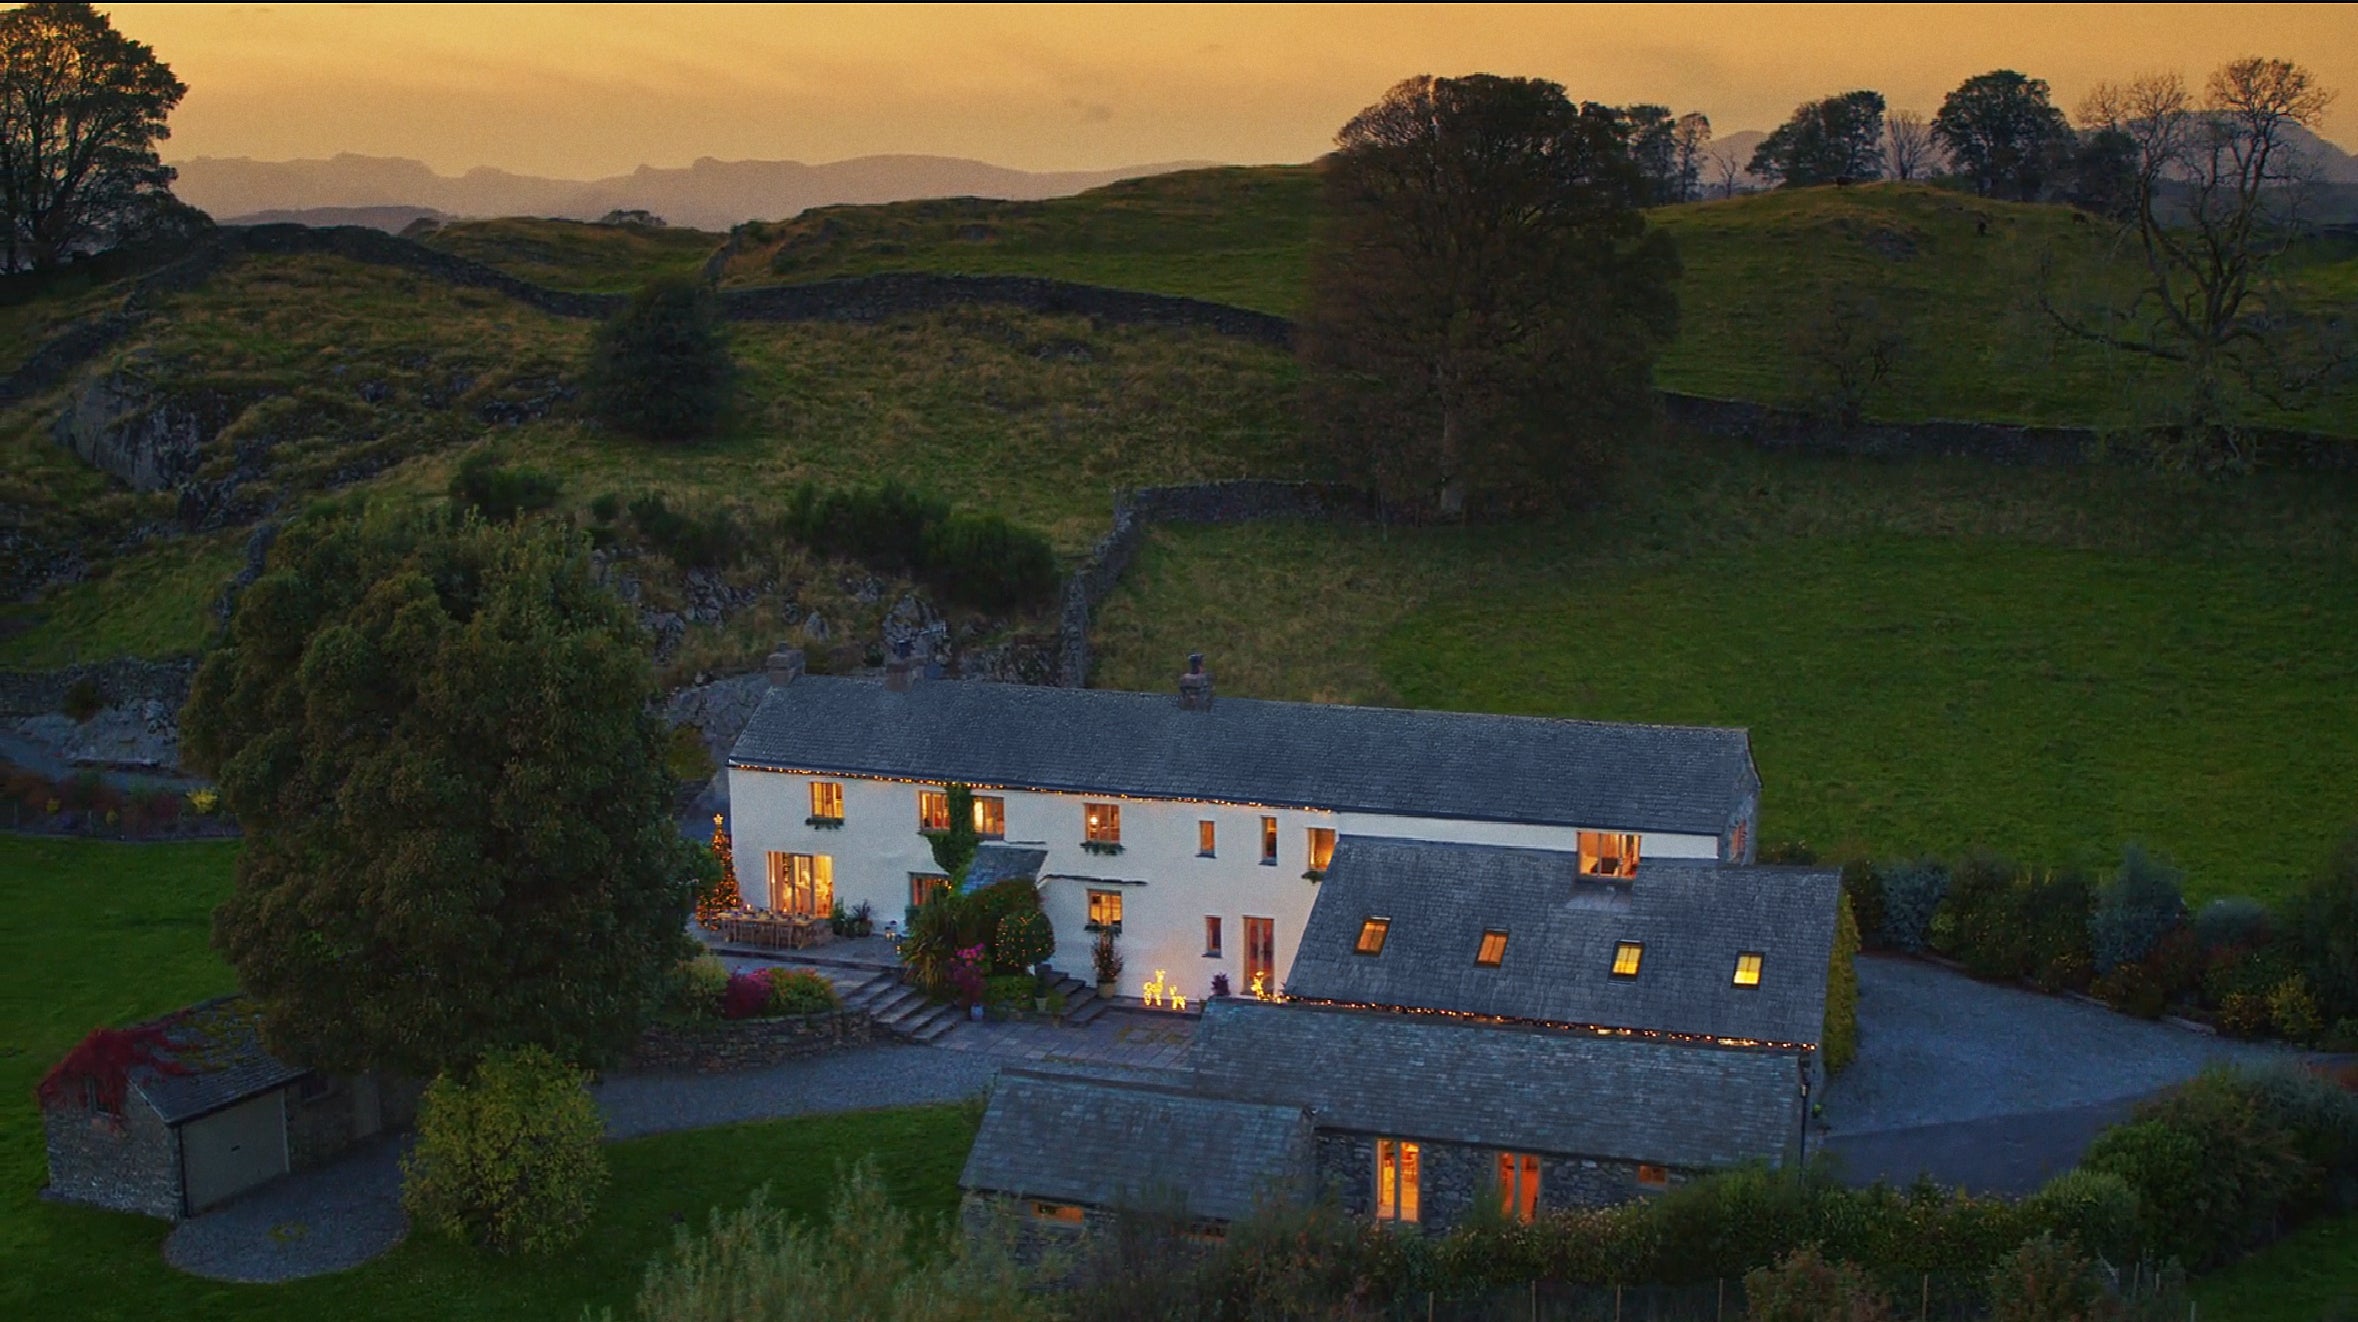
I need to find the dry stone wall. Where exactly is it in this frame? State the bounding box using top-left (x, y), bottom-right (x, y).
top-left (626, 1009), bottom-right (873, 1073)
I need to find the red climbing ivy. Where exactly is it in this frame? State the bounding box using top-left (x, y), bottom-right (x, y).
top-left (36, 1023), bottom-right (190, 1115)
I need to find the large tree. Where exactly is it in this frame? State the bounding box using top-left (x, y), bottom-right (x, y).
top-left (182, 505), bottom-right (703, 1077)
top-left (1934, 69), bottom-right (2073, 200)
top-left (1749, 91), bottom-right (1886, 188)
top-left (1301, 74), bottom-right (1679, 517)
top-left (0, 2), bottom-right (186, 272)
top-left (2057, 57), bottom-right (2346, 466)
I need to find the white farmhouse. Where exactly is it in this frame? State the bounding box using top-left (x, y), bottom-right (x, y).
top-left (725, 649), bottom-right (1761, 1004)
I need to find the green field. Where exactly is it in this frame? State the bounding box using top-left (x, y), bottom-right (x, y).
top-left (1092, 434), bottom-right (2358, 904)
top-left (2192, 1211), bottom-right (2358, 1320)
top-left (0, 836), bottom-right (979, 1322)
top-left (423, 217), bottom-right (724, 294)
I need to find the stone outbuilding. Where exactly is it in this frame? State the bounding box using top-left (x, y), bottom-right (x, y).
top-left (39, 997), bottom-right (416, 1220)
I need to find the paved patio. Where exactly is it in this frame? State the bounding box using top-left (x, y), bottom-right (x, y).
top-left (934, 1006), bottom-right (1198, 1074)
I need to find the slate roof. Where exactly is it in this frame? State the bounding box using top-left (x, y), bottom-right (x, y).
top-left (730, 676), bottom-right (1757, 835)
top-left (132, 998), bottom-right (309, 1126)
top-left (961, 1070), bottom-right (1316, 1221)
top-left (1190, 999), bottom-right (1804, 1170)
top-left (963, 844), bottom-right (1049, 892)
top-left (1287, 839), bottom-right (1840, 1046)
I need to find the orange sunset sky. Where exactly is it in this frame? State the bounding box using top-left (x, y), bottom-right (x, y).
top-left (112, 3), bottom-right (2358, 177)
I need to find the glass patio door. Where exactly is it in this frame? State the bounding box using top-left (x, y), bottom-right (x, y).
top-left (1244, 916), bottom-right (1275, 995)
top-left (768, 853), bottom-right (834, 916)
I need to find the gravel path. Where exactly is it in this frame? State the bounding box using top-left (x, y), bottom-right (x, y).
top-left (1823, 953), bottom-right (2295, 1136)
top-left (161, 1136), bottom-right (407, 1283)
top-left (593, 1042), bottom-right (1002, 1139)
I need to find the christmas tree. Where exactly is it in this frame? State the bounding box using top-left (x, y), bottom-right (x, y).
top-left (696, 813), bottom-right (741, 925)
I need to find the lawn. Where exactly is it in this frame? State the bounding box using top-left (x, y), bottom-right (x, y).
top-left (2193, 1211), bottom-right (2358, 1320)
top-left (1091, 434), bottom-right (2358, 905)
top-left (0, 835), bottom-right (981, 1321)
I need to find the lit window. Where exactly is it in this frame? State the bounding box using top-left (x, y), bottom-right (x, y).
top-left (1084, 802), bottom-right (1121, 844)
top-left (1612, 941), bottom-right (1644, 978)
top-left (1088, 889), bottom-right (1124, 928)
top-left (1355, 917), bottom-right (1390, 955)
top-left (809, 780), bottom-right (843, 820)
top-left (766, 853), bottom-right (834, 917)
top-left (1496, 1152), bottom-right (1541, 1222)
top-left (1375, 1138), bottom-right (1420, 1223)
top-left (1475, 929), bottom-right (1509, 967)
top-left (1580, 831), bottom-right (1642, 878)
top-left (1733, 952), bottom-right (1763, 987)
top-left (918, 790), bottom-right (949, 832)
top-left (1198, 820), bottom-right (1216, 856)
top-left (1204, 916), bottom-right (1223, 956)
top-left (1031, 1201), bottom-right (1085, 1225)
top-left (973, 795), bottom-right (1005, 838)
top-left (910, 874), bottom-right (950, 909)
top-left (1260, 816), bottom-right (1277, 864)
top-left (1306, 828), bottom-right (1336, 872)
top-left (1636, 1164), bottom-right (1670, 1189)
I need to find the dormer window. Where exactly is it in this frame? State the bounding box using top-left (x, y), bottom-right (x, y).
top-left (1733, 952), bottom-right (1764, 988)
top-left (1611, 941), bottom-right (1644, 978)
top-left (1475, 929), bottom-right (1509, 967)
top-left (1305, 828), bottom-right (1335, 876)
top-left (1355, 917), bottom-right (1390, 955)
top-left (1580, 831), bottom-right (1641, 878)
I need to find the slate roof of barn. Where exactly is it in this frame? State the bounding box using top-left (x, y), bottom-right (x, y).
top-left (129, 998), bottom-right (309, 1126)
top-left (1189, 999), bottom-right (1803, 1170)
top-left (1284, 839), bottom-right (1841, 1046)
top-left (963, 844), bottom-right (1050, 892)
top-left (960, 1070), bottom-right (1315, 1221)
top-left (730, 676), bottom-right (1757, 835)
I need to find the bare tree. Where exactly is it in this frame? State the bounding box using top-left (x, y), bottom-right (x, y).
top-left (2057, 57), bottom-right (2346, 467)
top-left (1710, 147), bottom-right (1745, 199)
top-left (1884, 109), bottom-right (1940, 181)
top-left (1789, 288), bottom-right (1906, 427)
top-left (1671, 111), bottom-right (1712, 202)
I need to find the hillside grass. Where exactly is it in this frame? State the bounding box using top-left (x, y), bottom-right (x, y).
top-left (0, 835), bottom-right (980, 1322)
top-left (720, 169), bottom-right (2358, 437)
top-left (0, 533), bottom-right (245, 666)
top-left (421, 218), bottom-right (723, 293)
top-left (1092, 434), bottom-right (2358, 904)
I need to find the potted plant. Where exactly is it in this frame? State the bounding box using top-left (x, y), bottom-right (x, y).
top-left (1211, 972), bottom-right (1231, 999)
top-left (949, 943), bottom-right (988, 1021)
top-left (1033, 966), bottom-right (1056, 1015)
top-left (1092, 928), bottom-right (1123, 999)
top-left (849, 901), bottom-right (875, 939)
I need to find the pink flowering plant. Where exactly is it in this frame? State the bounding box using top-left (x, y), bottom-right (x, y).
top-left (947, 943), bottom-right (989, 1007)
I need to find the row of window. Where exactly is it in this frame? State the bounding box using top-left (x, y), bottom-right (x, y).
top-left (1354, 918), bottom-right (1767, 987)
top-left (1372, 1141), bottom-right (1670, 1224)
top-left (812, 781), bottom-right (1344, 869)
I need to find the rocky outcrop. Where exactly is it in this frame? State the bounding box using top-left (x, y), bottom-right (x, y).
top-left (49, 371), bottom-right (253, 494)
top-left (0, 657), bottom-right (196, 718)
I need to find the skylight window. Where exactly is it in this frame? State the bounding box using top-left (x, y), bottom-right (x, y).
top-left (1354, 917), bottom-right (1390, 955)
top-left (1733, 952), bottom-right (1763, 987)
top-left (1612, 941), bottom-right (1644, 978)
top-left (1475, 929), bottom-right (1509, 967)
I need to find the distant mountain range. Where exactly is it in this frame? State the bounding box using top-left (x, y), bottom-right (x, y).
top-left (174, 153), bottom-right (1220, 232)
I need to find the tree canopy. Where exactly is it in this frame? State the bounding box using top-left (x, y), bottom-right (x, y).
top-left (0, 2), bottom-right (188, 272)
top-left (1301, 74), bottom-right (1679, 518)
top-left (1934, 70), bottom-right (2073, 201)
top-left (586, 274), bottom-right (733, 443)
top-left (182, 505), bottom-right (703, 1077)
top-left (1749, 91), bottom-right (1887, 188)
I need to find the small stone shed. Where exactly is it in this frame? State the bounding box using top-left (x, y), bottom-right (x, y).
top-left (39, 997), bottom-right (416, 1221)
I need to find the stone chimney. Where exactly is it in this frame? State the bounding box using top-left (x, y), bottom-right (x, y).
top-left (765, 645), bottom-right (805, 687)
top-left (884, 639), bottom-right (917, 693)
top-left (1178, 651), bottom-right (1214, 711)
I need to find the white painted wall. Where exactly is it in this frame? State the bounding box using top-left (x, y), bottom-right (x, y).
top-left (728, 765), bottom-right (1725, 1002)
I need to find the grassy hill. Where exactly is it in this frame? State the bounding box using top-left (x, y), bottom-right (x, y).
top-left (420, 217), bottom-right (723, 293)
top-left (1092, 434), bottom-right (2358, 906)
top-left (713, 168), bottom-right (2358, 436)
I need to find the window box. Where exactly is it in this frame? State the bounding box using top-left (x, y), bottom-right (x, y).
top-left (1082, 919), bottom-right (1124, 935)
top-left (1301, 869), bottom-right (1326, 883)
top-left (805, 815), bottom-right (844, 829)
top-left (1079, 840), bottom-right (1125, 856)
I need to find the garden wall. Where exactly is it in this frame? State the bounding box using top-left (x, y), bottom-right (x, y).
top-left (0, 657), bottom-right (194, 718)
top-left (625, 1009), bottom-right (872, 1073)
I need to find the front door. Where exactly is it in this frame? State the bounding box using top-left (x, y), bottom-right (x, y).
top-left (1244, 916), bottom-right (1275, 996)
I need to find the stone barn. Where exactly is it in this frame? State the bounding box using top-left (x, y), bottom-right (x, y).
top-left (39, 997), bottom-right (416, 1220)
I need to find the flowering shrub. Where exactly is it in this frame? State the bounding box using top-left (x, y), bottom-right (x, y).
top-left (720, 971), bottom-right (773, 1020)
top-left (948, 943), bottom-right (988, 1007)
top-left (672, 954), bottom-right (731, 1018)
